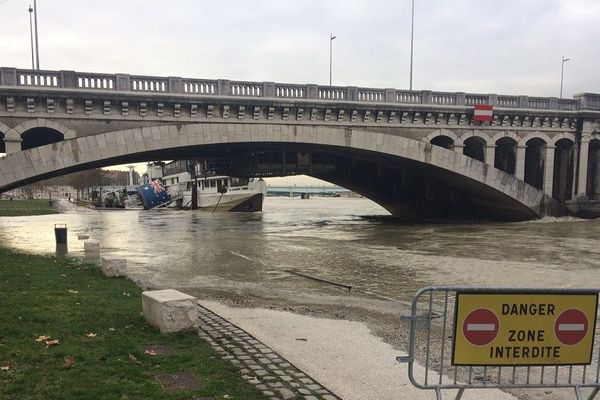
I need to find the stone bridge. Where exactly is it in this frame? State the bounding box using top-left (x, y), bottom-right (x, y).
top-left (1, 67), bottom-right (600, 220)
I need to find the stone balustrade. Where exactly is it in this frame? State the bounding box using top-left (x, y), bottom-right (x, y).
top-left (1, 67), bottom-right (596, 111)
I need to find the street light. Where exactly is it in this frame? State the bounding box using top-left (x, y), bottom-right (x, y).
top-left (409, 0), bottom-right (415, 90)
top-left (560, 56), bottom-right (570, 99)
top-left (28, 5), bottom-right (35, 69)
top-left (329, 33), bottom-right (336, 86)
top-left (33, 0), bottom-right (40, 70)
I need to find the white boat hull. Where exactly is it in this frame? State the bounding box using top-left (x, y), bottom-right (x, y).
top-left (170, 179), bottom-right (266, 212)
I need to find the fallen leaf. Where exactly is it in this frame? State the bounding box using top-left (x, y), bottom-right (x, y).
top-left (63, 356), bottom-right (75, 367)
top-left (75, 303), bottom-right (81, 306)
top-left (128, 354), bottom-right (137, 361)
top-left (124, 325), bottom-right (133, 329)
top-left (45, 339), bottom-right (59, 348)
top-left (144, 349), bottom-right (157, 356)
top-left (60, 274), bottom-right (66, 277)
top-left (85, 333), bottom-right (97, 338)
top-left (35, 335), bottom-right (51, 342)
top-left (108, 328), bottom-right (115, 331)
top-left (68, 289), bottom-right (79, 294)
top-left (0, 366), bottom-right (9, 371)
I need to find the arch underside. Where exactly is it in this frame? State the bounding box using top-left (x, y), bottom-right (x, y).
top-left (0, 124), bottom-right (565, 221)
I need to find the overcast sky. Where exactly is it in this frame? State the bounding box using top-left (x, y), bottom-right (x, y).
top-left (2, 0), bottom-right (599, 184)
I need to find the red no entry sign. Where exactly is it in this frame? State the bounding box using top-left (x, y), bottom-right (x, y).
top-left (555, 308), bottom-right (589, 346)
top-left (463, 308), bottom-right (499, 346)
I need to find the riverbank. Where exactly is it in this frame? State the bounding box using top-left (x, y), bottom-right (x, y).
top-left (0, 199), bottom-right (58, 216)
top-left (0, 247), bottom-right (267, 400)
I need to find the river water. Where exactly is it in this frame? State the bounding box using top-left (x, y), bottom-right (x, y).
top-left (1, 197), bottom-right (600, 306)
top-left (3, 197), bottom-right (600, 399)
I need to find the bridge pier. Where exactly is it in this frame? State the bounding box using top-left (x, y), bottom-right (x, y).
top-left (577, 136), bottom-right (591, 197)
top-left (543, 146), bottom-right (556, 197)
top-left (515, 145), bottom-right (526, 181)
top-left (485, 145), bottom-right (496, 167)
top-left (3, 137), bottom-right (21, 154)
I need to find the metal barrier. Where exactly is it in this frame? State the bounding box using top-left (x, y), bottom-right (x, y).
top-left (398, 287), bottom-right (600, 400)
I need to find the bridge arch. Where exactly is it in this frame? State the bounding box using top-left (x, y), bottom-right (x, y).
top-left (458, 131), bottom-right (491, 163)
top-left (0, 123), bottom-right (560, 221)
top-left (519, 132), bottom-right (551, 146)
top-left (424, 129), bottom-right (457, 149)
top-left (12, 119), bottom-right (75, 151)
top-left (552, 137), bottom-right (576, 201)
top-left (0, 122), bottom-right (10, 155)
top-left (493, 132), bottom-right (519, 176)
top-left (548, 132), bottom-right (576, 147)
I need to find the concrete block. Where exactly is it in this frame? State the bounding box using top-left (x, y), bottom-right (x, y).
top-left (142, 289), bottom-right (198, 334)
top-left (77, 233), bottom-right (89, 240)
top-left (101, 257), bottom-right (127, 277)
top-left (84, 239), bottom-right (100, 252)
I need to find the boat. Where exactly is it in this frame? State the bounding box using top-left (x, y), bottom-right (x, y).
top-left (145, 161), bottom-right (267, 212)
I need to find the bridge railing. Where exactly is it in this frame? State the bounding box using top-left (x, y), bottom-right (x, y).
top-left (15, 69), bottom-right (61, 87)
top-left (75, 72), bottom-right (116, 90)
top-left (0, 67), bottom-right (595, 111)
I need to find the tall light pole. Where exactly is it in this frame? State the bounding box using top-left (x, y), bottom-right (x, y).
top-left (409, 0), bottom-right (415, 90)
top-left (33, 0), bottom-right (40, 70)
top-left (560, 56), bottom-right (570, 99)
top-left (28, 5), bottom-right (35, 69)
top-left (329, 33), bottom-right (336, 86)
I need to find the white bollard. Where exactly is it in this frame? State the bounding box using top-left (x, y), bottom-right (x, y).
top-left (101, 257), bottom-right (127, 277)
top-left (84, 239), bottom-right (100, 253)
top-left (142, 289), bottom-right (198, 334)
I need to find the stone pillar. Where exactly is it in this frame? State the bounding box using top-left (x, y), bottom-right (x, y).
top-left (348, 86), bottom-right (359, 101)
top-left (0, 67), bottom-right (18, 86)
top-left (3, 134), bottom-right (21, 154)
top-left (306, 84), bottom-right (318, 100)
top-left (515, 145), bottom-right (526, 180)
top-left (543, 145), bottom-right (556, 197)
top-left (115, 74), bottom-right (130, 91)
top-left (262, 82), bottom-right (275, 98)
top-left (384, 88), bottom-right (395, 103)
top-left (60, 70), bottom-right (77, 88)
top-left (485, 145), bottom-right (496, 166)
top-left (421, 90), bottom-right (432, 104)
top-left (217, 79), bottom-right (230, 96)
top-left (577, 136), bottom-right (591, 196)
top-left (519, 95), bottom-right (528, 108)
top-left (168, 77), bottom-right (183, 93)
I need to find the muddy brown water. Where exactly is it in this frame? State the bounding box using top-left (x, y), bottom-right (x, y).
top-left (2, 197), bottom-right (599, 399)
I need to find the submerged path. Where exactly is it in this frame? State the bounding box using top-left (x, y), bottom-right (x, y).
top-left (197, 304), bottom-right (340, 400)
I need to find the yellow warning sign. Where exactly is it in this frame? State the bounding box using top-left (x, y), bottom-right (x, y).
top-left (452, 292), bottom-right (598, 366)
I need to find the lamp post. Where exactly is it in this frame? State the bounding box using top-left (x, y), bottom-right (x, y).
top-left (28, 5), bottom-right (35, 69)
top-left (33, 0), bottom-right (40, 70)
top-left (409, 0), bottom-right (415, 90)
top-left (329, 33), bottom-right (336, 86)
top-left (560, 56), bottom-right (570, 99)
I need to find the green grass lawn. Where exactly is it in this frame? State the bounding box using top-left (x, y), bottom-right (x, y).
top-left (0, 247), bottom-right (267, 400)
top-left (0, 199), bottom-right (58, 216)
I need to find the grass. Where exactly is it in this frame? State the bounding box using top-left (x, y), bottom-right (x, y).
top-left (0, 247), bottom-right (267, 400)
top-left (0, 199), bottom-right (58, 216)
